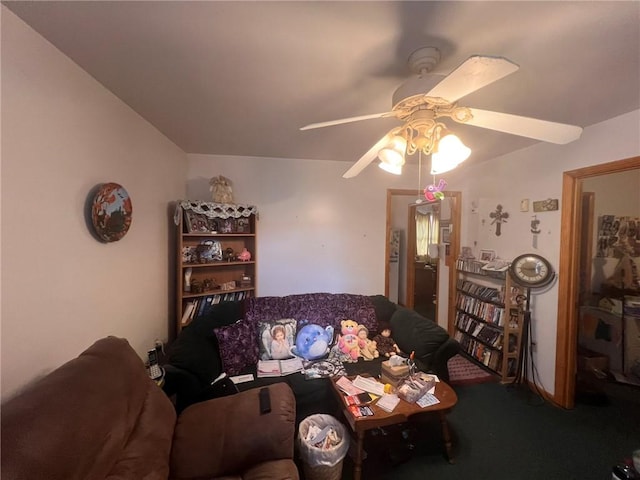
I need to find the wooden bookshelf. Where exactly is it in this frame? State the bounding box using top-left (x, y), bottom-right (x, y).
top-left (175, 201), bottom-right (258, 336)
top-left (453, 258), bottom-right (526, 383)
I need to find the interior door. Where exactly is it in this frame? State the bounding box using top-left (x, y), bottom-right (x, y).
top-left (413, 262), bottom-right (437, 318)
top-left (407, 203), bottom-right (438, 318)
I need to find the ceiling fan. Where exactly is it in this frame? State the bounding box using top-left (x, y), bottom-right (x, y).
top-left (300, 47), bottom-right (583, 179)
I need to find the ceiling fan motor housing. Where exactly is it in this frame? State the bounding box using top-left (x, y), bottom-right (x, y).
top-left (392, 47), bottom-right (444, 108)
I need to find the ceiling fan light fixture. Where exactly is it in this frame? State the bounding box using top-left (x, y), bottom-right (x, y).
top-left (377, 134), bottom-right (407, 174)
top-left (431, 132), bottom-right (471, 174)
top-left (378, 160), bottom-right (403, 175)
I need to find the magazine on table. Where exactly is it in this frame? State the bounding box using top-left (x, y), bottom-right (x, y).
top-left (257, 357), bottom-right (304, 377)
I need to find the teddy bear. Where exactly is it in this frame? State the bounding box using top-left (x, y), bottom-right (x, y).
top-left (337, 333), bottom-right (360, 362)
top-left (340, 319), bottom-right (359, 336)
top-left (356, 325), bottom-right (379, 361)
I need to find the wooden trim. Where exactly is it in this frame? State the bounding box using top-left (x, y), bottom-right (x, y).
top-left (446, 191), bottom-right (461, 335)
top-left (384, 189), bottom-right (416, 298)
top-left (555, 155), bottom-right (640, 408)
top-left (406, 204), bottom-right (417, 308)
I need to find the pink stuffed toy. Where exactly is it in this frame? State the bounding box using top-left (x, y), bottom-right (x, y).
top-left (338, 334), bottom-right (360, 361)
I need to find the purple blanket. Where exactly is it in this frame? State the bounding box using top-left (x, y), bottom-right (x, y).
top-left (214, 293), bottom-right (378, 375)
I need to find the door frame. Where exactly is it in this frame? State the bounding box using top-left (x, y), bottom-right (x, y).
top-left (385, 189), bottom-right (461, 333)
top-left (555, 155), bottom-right (640, 408)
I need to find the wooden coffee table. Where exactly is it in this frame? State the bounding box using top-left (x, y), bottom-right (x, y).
top-left (330, 376), bottom-right (458, 480)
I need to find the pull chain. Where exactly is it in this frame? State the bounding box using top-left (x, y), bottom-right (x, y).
top-left (418, 150), bottom-right (422, 198)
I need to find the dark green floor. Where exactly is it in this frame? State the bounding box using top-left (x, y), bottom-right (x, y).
top-left (328, 381), bottom-right (639, 480)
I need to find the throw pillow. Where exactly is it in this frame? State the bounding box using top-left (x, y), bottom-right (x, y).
top-left (258, 318), bottom-right (297, 360)
top-left (214, 320), bottom-right (258, 375)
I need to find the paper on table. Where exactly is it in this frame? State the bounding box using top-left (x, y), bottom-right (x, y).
top-left (336, 376), bottom-right (365, 396)
top-left (376, 394), bottom-right (400, 413)
top-left (352, 375), bottom-right (386, 396)
top-left (416, 392), bottom-right (440, 408)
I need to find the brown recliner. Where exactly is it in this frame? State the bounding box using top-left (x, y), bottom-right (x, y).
top-left (1, 336), bottom-right (299, 480)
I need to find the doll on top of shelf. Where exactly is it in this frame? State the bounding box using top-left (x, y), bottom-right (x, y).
top-left (373, 326), bottom-right (401, 358)
top-left (209, 175), bottom-right (234, 204)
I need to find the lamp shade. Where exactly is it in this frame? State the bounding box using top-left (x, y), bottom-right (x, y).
top-left (431, 133), bottom-right (471, 174)
top-left (379, 161), bottom-right (403, 175)
top-left (377, 134), bottom-right (407, 175)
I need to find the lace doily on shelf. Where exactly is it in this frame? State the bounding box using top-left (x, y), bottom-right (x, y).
top-left (175, 200), bottom-right (258, 225)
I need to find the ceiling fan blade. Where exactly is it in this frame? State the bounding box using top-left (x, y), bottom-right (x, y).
top-left (465, 108), bottom-right (583, 144)
top-left (342, 132), bottom-right (394, 178)
top-left (426, 55), bottom-right (519, 103)
top-left (300, 112), bottom-right (394, 131)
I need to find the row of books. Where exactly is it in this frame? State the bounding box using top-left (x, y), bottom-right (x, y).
top-left (455, 313), bottom-right (503, 348)
top-left (180, 291), bottom-right (251, 325)
top-left (456, 279), bottom-right (504, 303)
top-left (456, 258), bottom-right (507, 278)
top-left (456, 294), bottom-right (506, 326)
top-left (454, 333), bottom-right (502, 371)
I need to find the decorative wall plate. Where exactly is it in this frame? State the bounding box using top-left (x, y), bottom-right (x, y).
top-left (91, 183), bottom-right (133, 242)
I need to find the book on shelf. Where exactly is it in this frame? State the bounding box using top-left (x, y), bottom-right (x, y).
top-left (256, 357), bottom-right (304, 378)
top-left (181, 301), bottom-right (196, 325)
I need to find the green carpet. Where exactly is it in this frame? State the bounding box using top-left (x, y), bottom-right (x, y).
top-left (335, 382), bottom-right (639, 480)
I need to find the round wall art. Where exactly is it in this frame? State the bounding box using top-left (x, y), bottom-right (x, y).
top-left (91, 182), bottom-right (133, 242)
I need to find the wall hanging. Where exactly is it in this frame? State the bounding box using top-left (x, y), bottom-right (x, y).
top-left (90, 182), bottom-right (132, 242)
top-left (489, 204), bottom-right (509, 236)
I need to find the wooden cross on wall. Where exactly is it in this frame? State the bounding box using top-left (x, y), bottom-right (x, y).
top-left (489, 204), bottom-right (509, 236)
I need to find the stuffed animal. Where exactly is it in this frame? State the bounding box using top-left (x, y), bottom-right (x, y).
top-left (340, 319), bottom-right (359, 336)
top-left (373, 327), bottom-right (401, 357)
top-left (337, 334), bottom-right (360, 362)
top-left (356, 325), bottom-right (379, 361)
top-left (291, 324), bottom-right (334, 361)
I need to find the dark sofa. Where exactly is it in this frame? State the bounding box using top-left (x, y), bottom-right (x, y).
top-left (165, 293), bottom-right (459, 421)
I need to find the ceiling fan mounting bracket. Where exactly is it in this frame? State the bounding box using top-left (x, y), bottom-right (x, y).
top-left (407, 47), bottom-right (441, 75)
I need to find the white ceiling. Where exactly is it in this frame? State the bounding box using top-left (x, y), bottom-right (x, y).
top-left (4, 1), bottom-right (640, 170)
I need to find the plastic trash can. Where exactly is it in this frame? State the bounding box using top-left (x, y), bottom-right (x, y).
top-left (298, 414), bottom-right (350, 480)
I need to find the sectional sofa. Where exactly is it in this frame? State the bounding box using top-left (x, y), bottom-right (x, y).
top-left (166, 293), bottom-right (460, 421)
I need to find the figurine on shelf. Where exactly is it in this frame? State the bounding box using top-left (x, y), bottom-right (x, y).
top-left (373, 327), bottom-right (401, 357)
top-left (237, 248), bottom-right (252, 262)
top-left (209, 175), bottom-right (234, 204)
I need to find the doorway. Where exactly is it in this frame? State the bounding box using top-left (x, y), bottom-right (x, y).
top-left (385, 189), bottom-right (461, 332)
top-left (407, 202), bottom-right (439, 319)
top-left (555, 155), bottom-right (640, 408)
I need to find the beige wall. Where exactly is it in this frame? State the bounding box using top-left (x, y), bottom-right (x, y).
top-left (1, 8), bottom-right (187, 401)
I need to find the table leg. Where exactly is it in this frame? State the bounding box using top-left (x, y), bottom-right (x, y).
top-left (439, 411), bottom-right (455, 464)
top-left (353, 430), bottom-right (364, 480)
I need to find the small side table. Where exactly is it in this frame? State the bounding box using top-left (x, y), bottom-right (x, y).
top-left (329, 376), bottom-right (458, 480)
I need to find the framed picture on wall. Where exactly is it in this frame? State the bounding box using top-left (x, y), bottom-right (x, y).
top-left (479, 249), bottom-right (496, 263)
top-left (389, 230), bottom-right (400, 263)
top-left (440, 226), bottom-right (451, 244)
